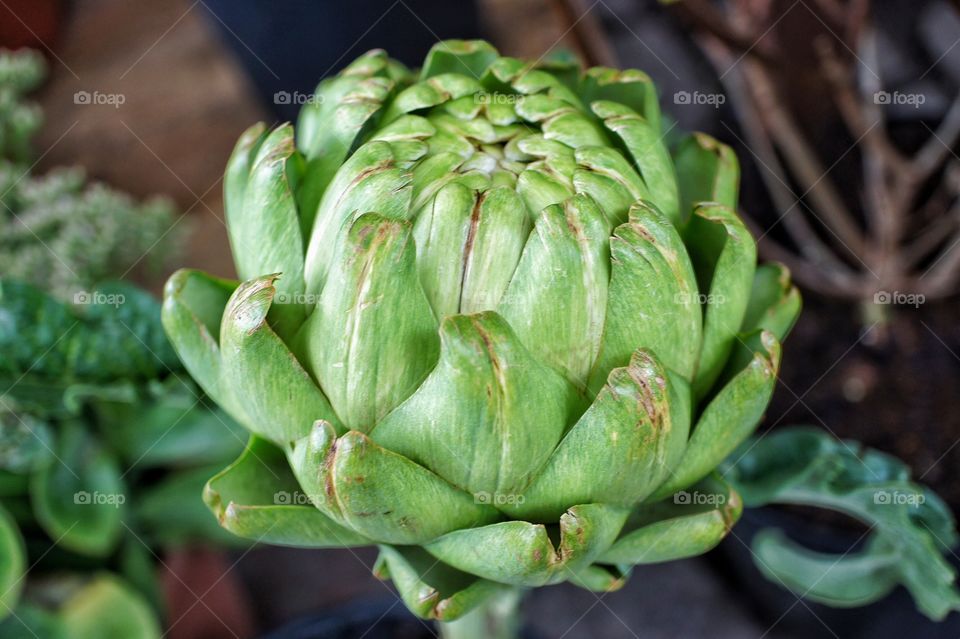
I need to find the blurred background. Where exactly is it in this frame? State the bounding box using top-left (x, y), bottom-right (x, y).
top-left (1, 0), bottom-right (958, 637)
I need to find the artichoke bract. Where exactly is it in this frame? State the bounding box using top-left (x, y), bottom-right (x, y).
top-left (163, 40), bottom-right (800, 623)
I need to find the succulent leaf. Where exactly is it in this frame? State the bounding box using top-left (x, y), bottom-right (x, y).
top-left (371, 312), bottom-right (580, 497)
top-left (425, 503), bottom-right (628, 587)
top-left (600, 474), bottom-right (742, 564)
top-left (204, 435), bottom-right (369, 547)
top-left (220, 275), bottom-right (341, 444)
top-left (291, 424), bottom-right (500, 544)
top-left (375, 545), bottom-right (507, 621)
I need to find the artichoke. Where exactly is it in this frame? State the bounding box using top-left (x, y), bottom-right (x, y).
top-left (162, 40), bottom-right (800, 633)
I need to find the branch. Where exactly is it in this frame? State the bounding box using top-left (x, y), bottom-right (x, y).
top-left (704, 37), bottom-right (860, 281)
top-left (550, 0), bottom-right (618, 68)
top-left (740, 210), bottom-right (864, 297)
top-left (742, 59), bottom-right (868, 257)
top-left (902, 205), bottom-right (960, 267)
top-left (911, 93), bottom-right (960, 184)
top-left (816, 36), bottom-right (908, 173)
top-left (914, 224), bottom-right (960, 298)
top-left (666, 0), bottom-right (778, 64)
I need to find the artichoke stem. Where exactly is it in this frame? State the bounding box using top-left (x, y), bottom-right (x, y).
top-left (437, 589), bottom-right (524, 639)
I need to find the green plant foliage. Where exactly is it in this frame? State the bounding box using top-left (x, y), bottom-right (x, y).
top-left (723, 426), bottom-right (960, 621)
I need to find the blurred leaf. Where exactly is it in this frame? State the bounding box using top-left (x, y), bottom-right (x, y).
top-left (0, 280), bottom-right (180, 388)
top-left (0, 407), bottom-right (52, 474)
top-left (136, 465), bottom-right (244, 547)
top-left (30, 423), bottom-right (124, 557)
top-left (724, 426), bottom-right (960, 621)
top-left (57, 574), bottom-right (161, 639)
top-left (0, 603), bottom-right (66, 639)
top-left (0, 504), bottom-right (25, 621)
top-left (118, 535), bottom-right (163, 614)
top-left (94, 377), bottom-right (245, 468)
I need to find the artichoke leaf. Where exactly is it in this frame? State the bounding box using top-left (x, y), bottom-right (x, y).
top-left (381, 74), bottom-right (484, 125)
top-left (672, 132), bottom-right (739, 223)
top-left (588, 200), bottom-right (701, 390)
top-left (652, 331), bottom-right (780, 499)
top-left (686, 203), bottom-right (757, 399)
top-left (599, 474), bottom-right (742, 564)
top-left (592, 100), bottom-right (679, 225)
top-left (740, 262), bottom-right (802, 341)
top-left (228, 124), bottom-right (308, 337)
top-left (498, 193), bottom-right (610, 388)
top-left (374, 545), bottom-right (508, 621)
top-left (424, 503), bottom-right (628, 587)
top-left (579, 67), bottom-right (661, 134)
top-left (299, 214), bottom-right (439, 431)
top-left (371, 312), bottom-right (580, 498)
top-left (220, 275), bottom-right (341, 444)
top-left (160, 269), bottom-right (243, 420)
top-left (572, 145), bottom-right (649, 226)
top-left (515, 165), bottom-right (574, 218)
top-left (413, 184), bottom-right (529, 319)
top-left (303, 141), bottom-right (413, 294)
top-left (297, 52), bottom-right (403, 216)
top-left (420, 40), bottom-right (499, 81)
top-left (289, 423), bottom-right (499, 545)
top-left (503, 349), bottom-right (683, 521)
top-left (204, 435), bottom-right (369, 548)
top-left (566, 564), bottom-right (630, 593)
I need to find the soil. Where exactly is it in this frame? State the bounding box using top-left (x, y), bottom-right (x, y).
top-left (762, 292), bottom-right (960, 508)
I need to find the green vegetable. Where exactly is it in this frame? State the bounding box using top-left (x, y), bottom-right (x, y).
top-left (163, 40), bottom-right (801, 636)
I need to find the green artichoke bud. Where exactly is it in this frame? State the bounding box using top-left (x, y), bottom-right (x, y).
top-left (163, 40), bottom-right (800, 622)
